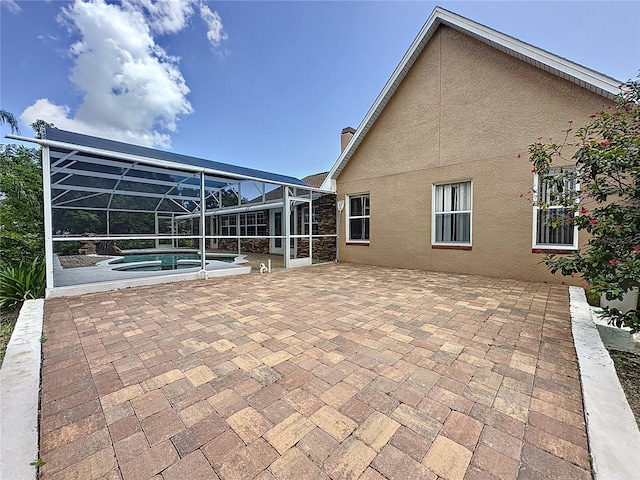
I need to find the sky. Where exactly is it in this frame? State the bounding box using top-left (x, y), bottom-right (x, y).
top-left (1, 0), bottom-right (639, 179)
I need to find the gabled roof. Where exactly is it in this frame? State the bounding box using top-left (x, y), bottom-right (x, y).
top-left (321, 6), bottom-right (622, 190)
top-left (246, 171), bottom-right (330, 204)
top-left (301, 171), bottom-right (330, 189)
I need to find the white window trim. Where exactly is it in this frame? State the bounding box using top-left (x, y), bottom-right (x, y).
top-left (220, 214), bottom-right (237, 236)
top-left (531, 172), bottom-right (579, 250)
top-left (239, 211), bottom-right (267, 236)
top-left (345, 193), bottom-right (370, 244)
top-left (302, 205), bottom-right (319, 236)
top-left (431, 180), bottom-right (473, 247)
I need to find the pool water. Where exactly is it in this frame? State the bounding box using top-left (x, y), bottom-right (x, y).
top-left (111, 253), bottom-right (202, 265)
top-left (110, 253), bottom-right (235, 272)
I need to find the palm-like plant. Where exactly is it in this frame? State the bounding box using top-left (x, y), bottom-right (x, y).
top-left (0, 108), bottom-right (20, 134)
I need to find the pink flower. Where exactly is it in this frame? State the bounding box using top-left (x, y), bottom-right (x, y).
top-left (589, 113), bottom-right (597, 118)
top-left (600, 140), bottom-right (612, 146)
top-left (609, 259), bottom-right (620, 266)
top-left (589, 219), bottom-right (597, 225)
top-left (580, 208), bottom-right (588, 215)
top-left (568, 120), bottom-right (573, 124)
top-left (531, 168), bottom-right (538, 173)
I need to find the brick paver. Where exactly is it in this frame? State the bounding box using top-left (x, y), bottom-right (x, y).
top-left (39, 264), bottom-right (592, 479)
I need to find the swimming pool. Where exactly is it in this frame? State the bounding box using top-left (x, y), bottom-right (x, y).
top-left (109, 252), bottom-right (237, 272)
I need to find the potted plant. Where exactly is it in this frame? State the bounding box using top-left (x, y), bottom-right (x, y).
top-left (528, 75), bottom-right (640, 334)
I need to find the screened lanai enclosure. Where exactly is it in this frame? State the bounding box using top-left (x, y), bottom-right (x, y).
top-left (11, 128), bottom-right (336, 296)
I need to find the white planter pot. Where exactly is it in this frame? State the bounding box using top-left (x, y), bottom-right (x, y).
top-left (600, 287), bottom-right (639, 314)
top-left (592, 307), bottom-right (640, 354)
top-left (596, 287), bottom-right (640, 354)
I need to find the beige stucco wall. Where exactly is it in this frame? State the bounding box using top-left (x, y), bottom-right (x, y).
top-left (336, 26), bottom-right (614, 285)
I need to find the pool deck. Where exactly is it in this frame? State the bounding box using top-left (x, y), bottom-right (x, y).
top-left (50, 253), bottom-right (251, 299)
top-left (54, 252), bottom-right (248, 287)
top-left (37, 264), bottom-right (599, 479)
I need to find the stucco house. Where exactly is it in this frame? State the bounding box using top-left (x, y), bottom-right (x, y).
top-left (321, 7), bottom-right (621, 285)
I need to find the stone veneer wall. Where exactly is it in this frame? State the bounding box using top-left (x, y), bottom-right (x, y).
top-left (208, 194), bottom-right (337, 260)
top-left (296, 194), bottom-right (337, 261)
top-left (218, 238), bottom-right (270, 253)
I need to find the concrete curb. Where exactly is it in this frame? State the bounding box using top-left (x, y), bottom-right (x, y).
top-left (0, 299), bottom-right (44, 480)
top-left (569, 286), bottom-right (640, 480)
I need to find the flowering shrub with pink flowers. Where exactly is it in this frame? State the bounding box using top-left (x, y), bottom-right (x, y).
top-left (528, 75), bottom-right (640, 333)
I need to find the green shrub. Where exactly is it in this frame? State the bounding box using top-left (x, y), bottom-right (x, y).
top-left (529, 76), bottom-right (640, 333)
top-left (54, 241), bottom-right (82, 256)
top-left (584, 286), bottom-right (601, 307)
top-left (0, 257), bottom-right (46, 308)
top-left (117, 239), bottom-right (155, 250)
top-left (0, 145), bottom-right (44, 269)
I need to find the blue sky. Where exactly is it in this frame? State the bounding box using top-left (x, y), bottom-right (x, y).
top-left (1, 1), bottom-right (638, 179)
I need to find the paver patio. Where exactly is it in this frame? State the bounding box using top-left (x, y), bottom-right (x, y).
top-left (39, 264), bottom-right (592, 480)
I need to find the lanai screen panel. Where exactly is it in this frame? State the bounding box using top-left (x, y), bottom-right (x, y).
top-left (7, 127), bottom-right (337, 292)
top-left (44, 127), bottom-right (307, 239)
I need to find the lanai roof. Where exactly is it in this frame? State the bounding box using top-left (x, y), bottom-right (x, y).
top-left (42, 127), bottom-right (309, 187)
top-left (9, 127), bottom-right (314, 215)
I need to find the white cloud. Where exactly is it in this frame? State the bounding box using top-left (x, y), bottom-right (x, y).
top-left (22, 98), bottom-right (174, 147)
top-left (129, 0), bottom-right (194, 35)
top-left (199, 3), bottom-right (227, 47)
top-left (21, 0), bottom-right (227, 148)
top-left (1, 0), bottom-right (22, 14)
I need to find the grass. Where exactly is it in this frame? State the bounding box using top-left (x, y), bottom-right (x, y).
top-left (0, 303), bottom-right (21, 367)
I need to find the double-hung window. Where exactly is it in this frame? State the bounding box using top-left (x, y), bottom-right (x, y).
top-left (220, 215), bottom-right (237, 236)
top-left (239, 212), bottom-right (267, 236)
top-left (533, 169), bottom-right (578, 249)
top-left (346, 194), bottom-right (370, 242)
top-left (432, 181), bottom-right (472, 246)
top-left (303, 205), bottom-right (319, 236)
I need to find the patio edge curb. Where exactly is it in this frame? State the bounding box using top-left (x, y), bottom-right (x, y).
top-left (569, 286), bottom-right (640, 480)
top-left (0, 298), bottom-right (44, 480)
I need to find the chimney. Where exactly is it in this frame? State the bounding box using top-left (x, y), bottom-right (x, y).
top-left (341, 126), bottom-right (356, 152)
